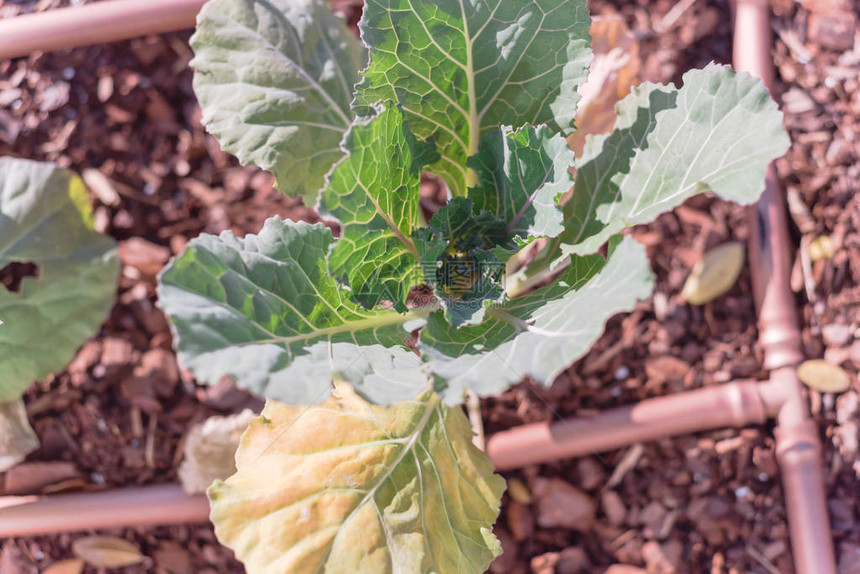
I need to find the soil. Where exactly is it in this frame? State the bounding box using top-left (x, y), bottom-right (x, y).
top-left (0, 0), bottom-right (858, 572)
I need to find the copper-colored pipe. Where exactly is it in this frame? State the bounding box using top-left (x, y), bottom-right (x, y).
top-left (487, 381), bottom-right (773, 470)
top-left (734, 0), bottom-right (836, 569)
top-left (0, 484), bottom-right (209, 537)
top-left (0, 0), bottom-right (205, 60)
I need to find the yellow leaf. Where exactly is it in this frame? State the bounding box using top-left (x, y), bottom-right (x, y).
top-left (209, 383), bottom-right (505, 574)
top-left (681, 242), bottom-right (746, 305)
top-left (797, 359), bottom-right (851, 393)
top-left (72, 536), bottom-right (146, 568)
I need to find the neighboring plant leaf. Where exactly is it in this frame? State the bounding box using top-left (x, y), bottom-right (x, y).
top-left (320, 104), bottom-right (436, 311)
top-left (559, 64), bottom-right (790, 256)
top-left (209, 382), bottom-right (505, 574)
top-left (0, 398), bottom-right (40, 472)
top-left (469, 124), bottom-right (570, 240)
top-left (190, 0), bottom-right (367, 202)
top-left (797, 359), bottom-right (851, 394)
top-left (420, 236), bottom-right (653, 403)
top-left (680, 241), bottom-right (745, 305)
top-left (355, 0), bottom-right (591, 196)
top-left (158, 218), bottom-right (432, 405)
top-left (0, 158), bottom-right (118, 401)
top-left (178, 409), bottom-right (256, 494)
top-left (567, 15), bottom-right (641, 156)
top-left (72, 536), bottom-right (146, 569)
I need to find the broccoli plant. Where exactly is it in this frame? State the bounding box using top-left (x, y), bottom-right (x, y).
top-left (156, 0), bottom-right (789, 571)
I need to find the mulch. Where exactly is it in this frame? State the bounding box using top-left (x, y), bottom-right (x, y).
top-left (0, 0), bottom-right (858, 572)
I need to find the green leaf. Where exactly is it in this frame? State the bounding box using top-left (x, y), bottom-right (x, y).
top-left (209, 383), bottom-right (504, 574)
top-left (190, 0), bottom-right (367, 202)
top-left (0, 158), bottom-right (118, 401)
top-left (560, 64), bottom-right (790, 255)
top-left (157, 218), bottom-right (432, 405)
top-left (355, 0), bottom-right (591, 196)
top-left (469, 124), bottom-right (571, 240)
top-left (321, 105), bottom-right (436, 312)
top-left (413, 198), bottom-right (510, 327)
top-left (420, 236), bottom-right (653, 403)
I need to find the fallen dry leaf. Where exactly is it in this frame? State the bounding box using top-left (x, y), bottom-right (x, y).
top-left (567, 15), bottom-right (641, 157)
top-left (0, 398), bottom-right (40, 473)
top-left (680, 242), bottom-right (746, 305)
top-left (178, 409), bottom-right (256, 494)
top-left (797, 359), bottom-right (852, 393)
top-left (72, 536), bottom-right (146, 568)
top-left (43, 558), bottom-right (84, 574)
top-left (507, 477), bottom-right (533, 505)
top-left (809, 235), bottom-right (835, 262)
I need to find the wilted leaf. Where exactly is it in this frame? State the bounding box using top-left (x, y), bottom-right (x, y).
top-left (43, 558), bottom-right (84, 574)
top-left (0, 398), bottom-right (39, 472)
top-left (507, 477), bottom-right (533, 505)
top-left (420, 236), bottom-right (654, 403)
top-left (0, 158), bottom-right (118, 401)
top-left (558, 64), bottom-right (790, 257)
top-left (680, 242), bottom-right (745, 305)
top-left (209, 383), bottom-right (505, 574)
top-left (190, 0), bottom-right (367, 201)
top-left (158, 218), bottom-right (432, 405)
top-left (178, 409), bottom-right (256, 494)
top-left (355, 0), bottom-right (591, 196)
top-left (72, 536), bottom-right (146, 568)
top-left (320, 105), bottom-right (435, 311)
top-left (798, 359), bottom-right (852, 393)
top-left (568, 15), bottom-right (641, 156)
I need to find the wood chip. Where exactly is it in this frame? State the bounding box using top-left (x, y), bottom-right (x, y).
top-left (43, 558), bottom-right (84, 574)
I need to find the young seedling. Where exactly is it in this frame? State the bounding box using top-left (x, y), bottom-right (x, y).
top-left (157, 0), bottom-right (789, 571)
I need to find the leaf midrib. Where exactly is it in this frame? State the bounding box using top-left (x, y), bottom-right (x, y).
top-left (312, 398), bottom-right (437, 573)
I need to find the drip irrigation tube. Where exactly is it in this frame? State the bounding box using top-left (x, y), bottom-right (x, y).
top-left (0, 0), bottom-right (205, 60)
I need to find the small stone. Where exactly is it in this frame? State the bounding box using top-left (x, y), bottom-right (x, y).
top-left (822, 323), bottom-right (852, 346)
top-left (533, 477), bottom-right (596, 532)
